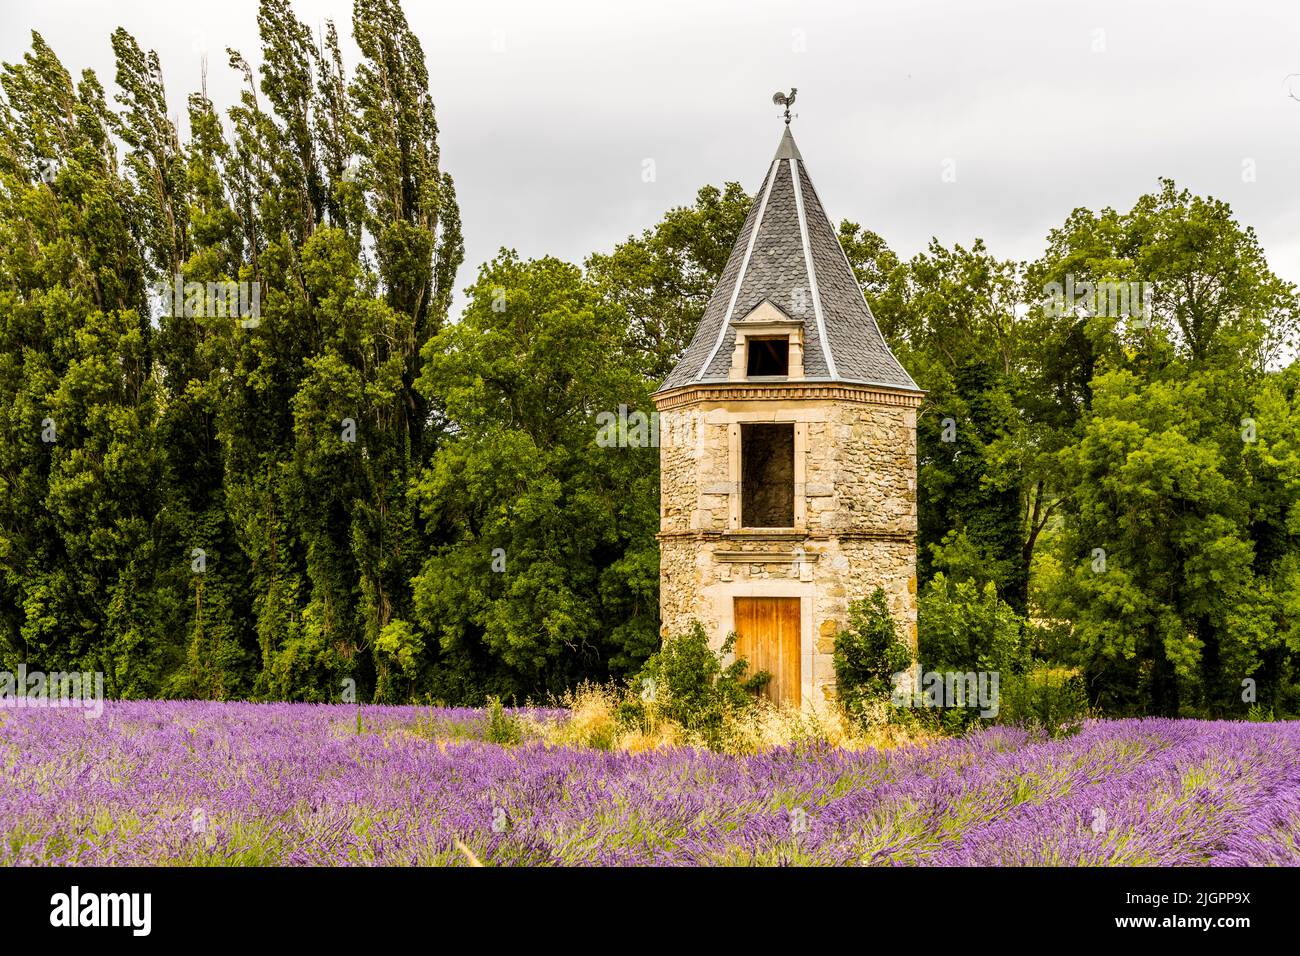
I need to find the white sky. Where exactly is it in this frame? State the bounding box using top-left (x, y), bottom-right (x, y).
top-left (4, 0), bottom-right (1300, 310)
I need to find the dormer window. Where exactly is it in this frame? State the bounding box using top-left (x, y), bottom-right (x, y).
top-left (728, 300), bottom-right (804, 382)
top-left (746, 336), bottom-right (790, 377)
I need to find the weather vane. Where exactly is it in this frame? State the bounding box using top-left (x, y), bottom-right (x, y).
top-left (772, 88), bottom-right (797, 125)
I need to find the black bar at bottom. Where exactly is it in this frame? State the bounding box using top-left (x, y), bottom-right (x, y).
top-left (3, 865), bottom-right (1281, 944)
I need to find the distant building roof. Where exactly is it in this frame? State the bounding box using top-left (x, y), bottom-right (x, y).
top-left (658, 124), bottom-right (919, 393)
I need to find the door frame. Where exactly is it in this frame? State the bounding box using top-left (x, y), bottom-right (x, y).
top-left (711, 578), bottom-right (816, 707)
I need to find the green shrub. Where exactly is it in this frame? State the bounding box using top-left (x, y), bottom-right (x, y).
top-left (998, 666), bottom-right (1090, 737)
top-left (909, 574), bottom-right (1031, 734)
top-left (633, 621), bottom-right (768, 748)
top-left (485, 696), bottom-right (523, 745)
top-left (918, 574), bottom-right (1028, 675)
top-left (833, 588), bottom-right (913, 726)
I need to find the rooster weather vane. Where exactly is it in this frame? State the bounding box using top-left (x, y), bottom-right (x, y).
top-left (772, 88), bottom-right (797, 125)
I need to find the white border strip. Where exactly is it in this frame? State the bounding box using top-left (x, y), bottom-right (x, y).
top-left (790, 157), bottom-right (837, 379)
top-left (700, 162), bottom-right (779, 378)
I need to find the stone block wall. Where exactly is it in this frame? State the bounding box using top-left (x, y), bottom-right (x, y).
top-left (655, 385), bottom-right (920, 706)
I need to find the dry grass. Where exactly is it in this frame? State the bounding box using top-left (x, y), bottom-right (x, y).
top-left (527, 683), bottom-right (683, 752)
top-left (529, 683), bottom-right (933, 754)
top-left (719, 699), bottom-right (932, 754)
top-left (526, 684), bottom-right (617, 750)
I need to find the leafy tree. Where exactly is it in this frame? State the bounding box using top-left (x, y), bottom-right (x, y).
top-left (0, 33), bottom-right (175, 694)
top-left (841, 233), bottom-right (1039, 613)
top-left (918, 574), bottom-right (1027, 676)
top-left (1034, 180), bottom-right (1299, 717)
top-left (0, 3), bottom-right (465, 703)
top-left (1046, 364), bottom-right (1282, 715)
top-left (411, 252), bottom-right (658, 700)
top-left (587, 182), bottom-right (750, 381)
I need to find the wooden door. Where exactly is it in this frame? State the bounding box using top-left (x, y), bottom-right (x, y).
top-left (733, 597), bottom-right (801, 706)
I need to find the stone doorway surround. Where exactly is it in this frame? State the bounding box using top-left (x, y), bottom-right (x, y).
top-left (711, 575), bottom-right (817, 707)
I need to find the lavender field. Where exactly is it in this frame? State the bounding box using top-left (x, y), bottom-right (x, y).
top-left (2, 702), bottom-right (1297, 866)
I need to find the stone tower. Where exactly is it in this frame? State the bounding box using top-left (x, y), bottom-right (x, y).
top-left (653, 123), bottom-right (922, 707)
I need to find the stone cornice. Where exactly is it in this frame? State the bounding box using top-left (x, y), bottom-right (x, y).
top-left (653, 381), bottom-right (924, 411)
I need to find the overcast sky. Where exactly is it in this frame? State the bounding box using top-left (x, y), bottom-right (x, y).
top-left (4, 0), bottom-right (1299, 310)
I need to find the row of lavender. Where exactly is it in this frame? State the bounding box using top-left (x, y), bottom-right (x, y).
top-left (2, 702), bottom-right (1297, 865)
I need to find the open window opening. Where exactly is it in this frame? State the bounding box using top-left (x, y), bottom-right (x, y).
top-left (746, 336), bottom-right (790, 377)
top-left (741, 423), bottom-right (794, 527)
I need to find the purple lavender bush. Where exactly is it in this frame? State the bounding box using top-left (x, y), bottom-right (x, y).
top-left (1, 702), bottom-right (1296, 865)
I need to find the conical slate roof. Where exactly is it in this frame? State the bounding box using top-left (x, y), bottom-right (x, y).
top-left (658, 125), bottom-right (919, 393)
